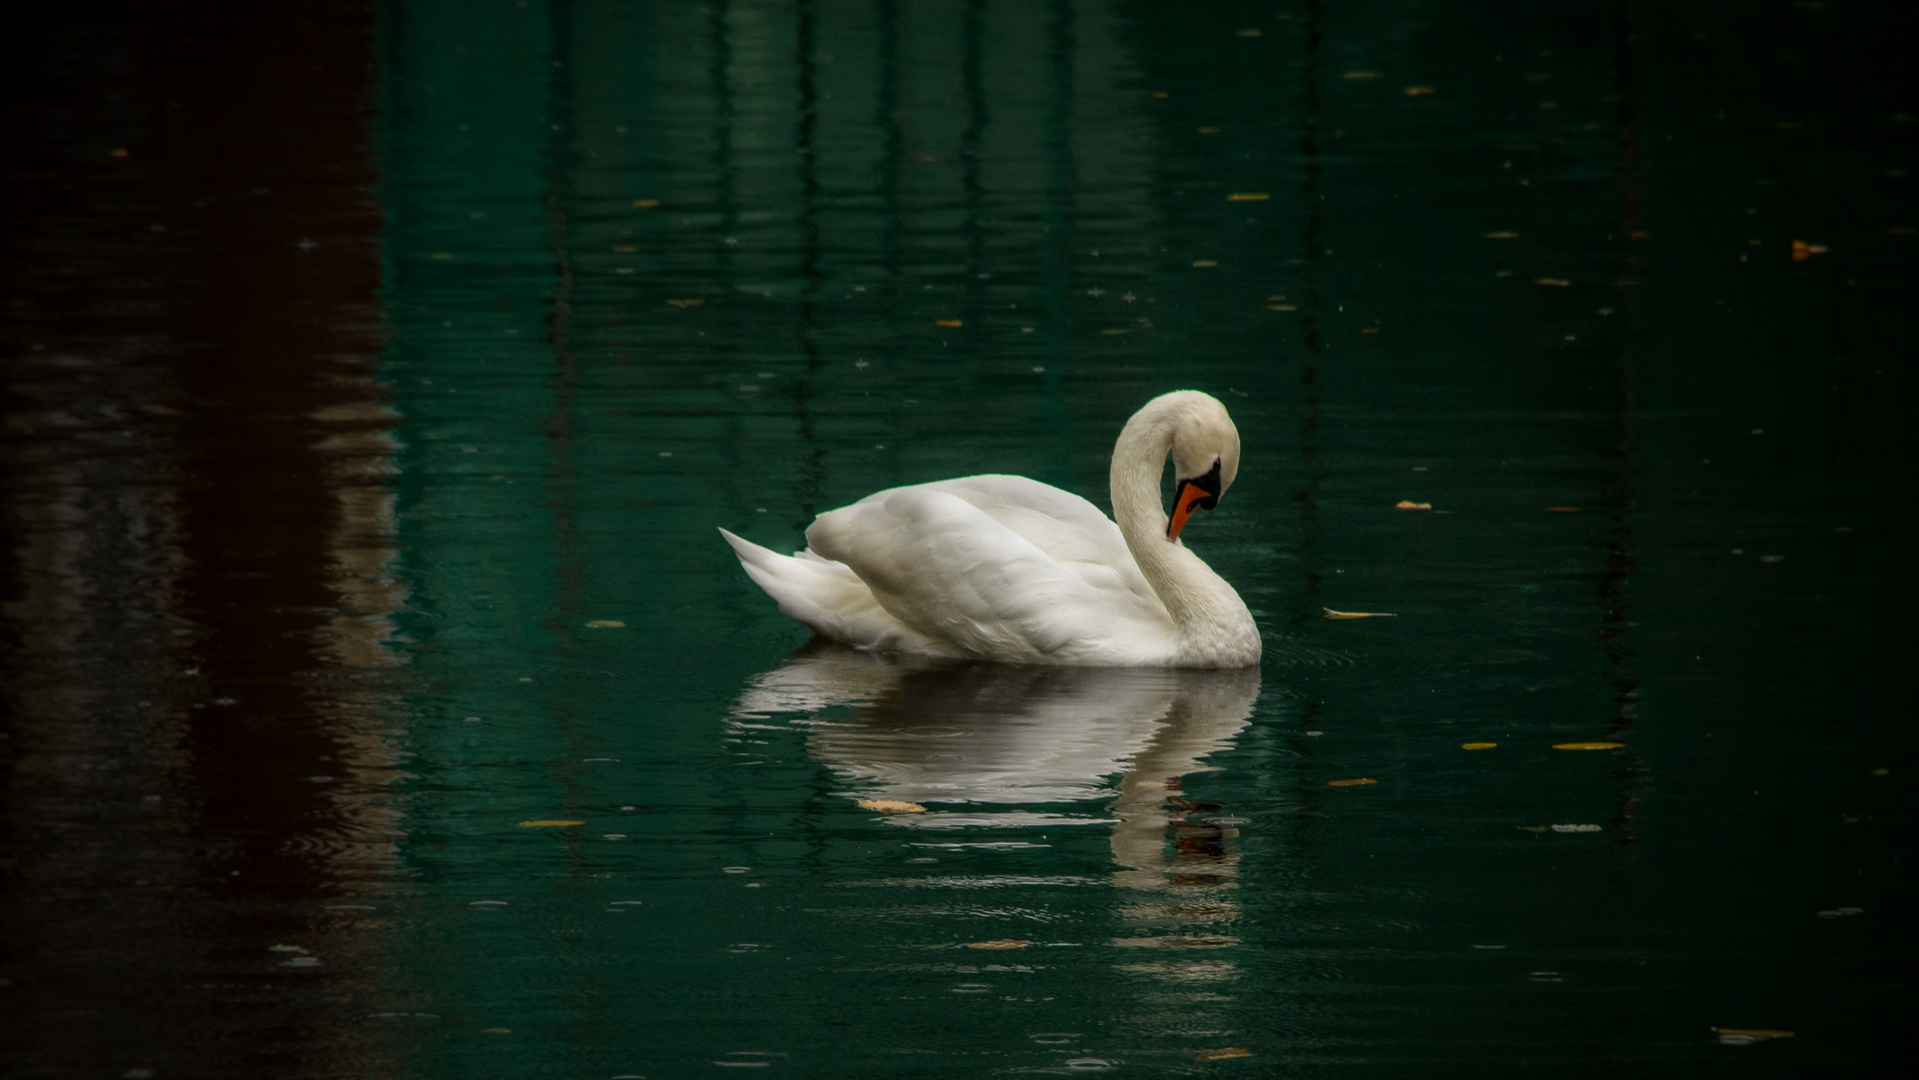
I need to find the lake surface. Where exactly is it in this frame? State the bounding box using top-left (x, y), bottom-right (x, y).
top-left (3, 0), bottom-right (1914, 1076)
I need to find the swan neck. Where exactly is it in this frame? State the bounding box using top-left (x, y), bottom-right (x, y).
top-left (1109, 410), bottom-right (1239, 636)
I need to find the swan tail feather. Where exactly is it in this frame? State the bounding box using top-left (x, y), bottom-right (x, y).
top-left (718, 528), bottom-right (937, 653)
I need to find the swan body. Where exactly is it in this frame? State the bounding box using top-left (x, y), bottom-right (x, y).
top-left (720, 390), bottom-right (1260, 667)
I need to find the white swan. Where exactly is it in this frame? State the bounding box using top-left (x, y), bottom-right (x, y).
top-left (719, 390), bottom-right (1260, 668)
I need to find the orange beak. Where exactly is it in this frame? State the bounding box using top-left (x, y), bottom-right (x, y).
top-left (1168, 481), bottom-right (1210, 542)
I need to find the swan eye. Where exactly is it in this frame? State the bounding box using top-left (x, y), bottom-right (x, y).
top-left (1184, 459), bottom-right (1224, 509)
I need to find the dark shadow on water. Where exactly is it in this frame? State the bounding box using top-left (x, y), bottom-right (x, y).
top-left (0, 1), bottom-right (402, 1076)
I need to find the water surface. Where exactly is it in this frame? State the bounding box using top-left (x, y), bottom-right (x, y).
top-left (3, 0), bottom-right (1914, 1076)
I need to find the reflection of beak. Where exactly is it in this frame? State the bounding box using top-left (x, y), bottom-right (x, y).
top-left (1167, 460), bottom-right (1223, 541)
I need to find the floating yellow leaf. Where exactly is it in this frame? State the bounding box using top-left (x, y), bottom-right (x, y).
top-left (1235, 29), bottom-right (1262, 38)
top-left (1192, 260), bottom-right (1218, 268)
top-left (1343, 71), bottom-right (1379, 79)
top-left (1870, 768), bottom-right (1889, 776)
top-left (1395, 500), bottom-right (1431, 510)
top-left (967, 939), bottom-right (1031, 950)
top-left (1462, 742), bottom-right (1497, 750)
top-left (482, 1027), bottom-right (513, 1034)
top-left (1226, 192), bottom-right (1270, 202)
top-left (665, 298), bottom-right (703, 308)
top-left (1195, 1047), bottom-right (1254, 1062)
top-left (585, 619), bottom-right (625, 629)
top-left (1153, 91), bottom-right (1170, 99)
top-left (1545, 506), bottom-right (1580, 512)
top-left (1103, 328), bottom-right (1129, 335)
top-left (1327, 778), bottom-right (1377, 787)
top-left (1324, 609), bottom-right (1395, 619)
top-left (632, 198), bottom-right (660, 208)
top-left (935, 319), bottom-right (963, 328)
top-left (1360, 327), bottom-right (1379, 334)
top-left (519, 819), bottom-right (585, 827)
top-left (1791, 239), bottom-right (1829, 261)
top-left (1519, 826), bottom-right (1550, 833)
top-left (1629, 230), bottom-right (1649, 239)
top-left (1534, 277), bottom-right (1571, 286)
top-left (857, 799), bottom-right (926, 814)
top-left (1197, 126), bottom-right (1221, 135)
top-left (1268, 305), bottom-right (1297, 311)
top-left (1553, 742), bottom-right (1623, 750)
top-left (1485, 230), bottom-right (1519, 239)
top-left (1714, 1028), bottom-right (1794, 1044)
top-left (1404, 86), bottom-right (1436, 96)
top-left (1267, 294), bottom-right (1287, 301)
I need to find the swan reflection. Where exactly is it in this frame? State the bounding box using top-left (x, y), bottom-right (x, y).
top-left (730, 646), bottom-right (1261, 892)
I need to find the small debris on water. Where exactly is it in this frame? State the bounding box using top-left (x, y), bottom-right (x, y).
top-left (858, 799), bottom-right (926, 814)
top-left (1714, 1027), bottom-right (1794, 1045)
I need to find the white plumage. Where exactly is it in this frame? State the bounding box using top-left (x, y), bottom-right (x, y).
top-left (720, 390), bottom-right (1261, 667)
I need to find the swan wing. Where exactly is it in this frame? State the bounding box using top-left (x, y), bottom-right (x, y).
top-left (843, 475), bottom-right (1161, 609)
top-left (806, 485), bottom-right (1174, 664)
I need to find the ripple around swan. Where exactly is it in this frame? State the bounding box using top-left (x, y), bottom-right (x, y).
top-left (873, 812), bottom-right (1116, 830)
top-left (833, 876), bottom-right (1102, 890)
top-left (1260, 638), bottom-right (1362, 669)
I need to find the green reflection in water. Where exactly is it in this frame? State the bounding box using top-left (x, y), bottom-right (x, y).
top-left (374, 0), bottom-right (1915, 1075)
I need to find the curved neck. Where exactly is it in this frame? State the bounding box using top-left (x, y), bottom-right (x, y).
top-left (1108, 407), bottom-right (1251, 655)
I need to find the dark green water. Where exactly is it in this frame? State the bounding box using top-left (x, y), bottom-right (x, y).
top-left (3, 0), bottom-right (1914, 1076)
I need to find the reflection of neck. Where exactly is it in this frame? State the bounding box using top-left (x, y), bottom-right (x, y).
top-left (1108, 404), bottom-right (1257, 665)
top-left (1108, 679), bottom-right (1255, 893)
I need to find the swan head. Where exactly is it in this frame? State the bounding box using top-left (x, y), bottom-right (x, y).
top-left (1157, 391), bottom-right (1241, 541)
